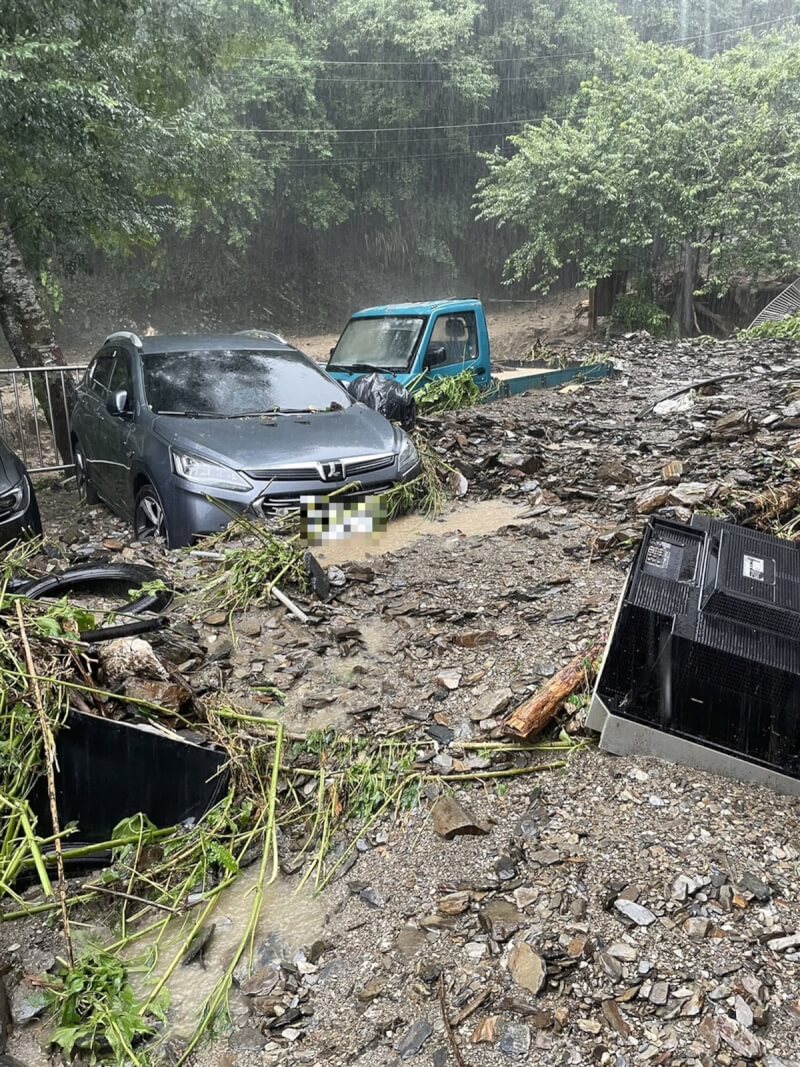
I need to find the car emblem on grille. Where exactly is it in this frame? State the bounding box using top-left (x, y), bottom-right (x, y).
top-left (320, 461), bottom-right (345, 481)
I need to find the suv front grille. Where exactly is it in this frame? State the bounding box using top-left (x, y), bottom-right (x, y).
top-left (259, 482), bottom-right (394, 517)
top-left (246, 452), bottom-right (395, 481)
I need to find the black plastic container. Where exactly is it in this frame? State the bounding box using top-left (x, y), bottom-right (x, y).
top-left (594, 514), bottom-right (800, 782)
top-left (30, 710), bottom-right (229, 845)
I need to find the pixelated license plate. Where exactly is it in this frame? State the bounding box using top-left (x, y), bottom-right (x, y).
top-left (300, 495), bottom-right (388, 546)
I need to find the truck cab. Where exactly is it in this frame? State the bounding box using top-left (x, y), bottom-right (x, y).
top-left (326, 298), bottom-right (492, 391)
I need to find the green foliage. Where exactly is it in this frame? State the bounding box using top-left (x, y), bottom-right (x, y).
top-left (48, 946), bottom-right (162, 1064)
top-left (740, 311), bottom-right (800, 339)
top-left (476, 30), bottom-right (800, 319)
top-left (198, 511), bottom-right (309, 615)
top-left (128, 579), bottom-right (169, 601)
top-left (29, 596), bottom-right (95, 640)
top-left (6, 0), bottom-right (800, 330)
top-left (413, 370), bottom-right (482, 413)
top-left (0, 0), bottom-right (263, 272)
top-left (383, 434), bottom-right (455, 517)
top-left (610, 293), bottom-right (670, 337)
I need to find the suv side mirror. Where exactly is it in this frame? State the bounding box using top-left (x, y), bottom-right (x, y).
top-left (424, 343), bottom-right (447, 370)
top-left (106, 389), bottom-right (129, 417)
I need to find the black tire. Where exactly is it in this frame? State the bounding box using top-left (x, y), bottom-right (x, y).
top-left (133, 483), bottom-right (169, 544)
top-left (73, 440), bottom-right (99, 504)
top-left (20, 562), bottom-right (174, 614)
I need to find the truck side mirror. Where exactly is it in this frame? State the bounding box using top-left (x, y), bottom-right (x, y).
top-left (424, 344), bottom-right (447, 370)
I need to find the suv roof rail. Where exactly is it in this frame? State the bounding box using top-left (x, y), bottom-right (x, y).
top-left (234, 329), bottom-right (287, 345)
top-left (105, 330), bottom-right (143, 349)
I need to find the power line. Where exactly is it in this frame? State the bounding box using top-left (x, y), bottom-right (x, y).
top-left (230, 117), bottom-right (541, 136)
top-left (233, 12), bottom-right (797, 69)
top-left (281, 148), bottom-right (511, 167)
top-left (224, 62), bottom-right (599, 86)
top-left (246, 128), bottom-right (532, 148)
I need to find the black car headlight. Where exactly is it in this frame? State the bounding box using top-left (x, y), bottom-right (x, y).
top-left (397, 431), bottom-right (419, 475)
top-left (0, 479), bottom-right (26, 518)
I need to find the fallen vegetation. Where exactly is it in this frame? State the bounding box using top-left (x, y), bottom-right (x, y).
top-left (739, 311), bottom-right (800, 341)
top-left (0, 554), bottom-right (580, 1063)
top-left (411, 370), bottom-right (483, 414)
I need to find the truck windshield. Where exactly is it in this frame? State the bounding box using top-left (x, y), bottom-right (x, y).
top-left (328, 316), bottom-right (425, 372)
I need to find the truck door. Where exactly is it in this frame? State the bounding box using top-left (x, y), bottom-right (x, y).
top-left (424, 311), bottom-right (489, 386)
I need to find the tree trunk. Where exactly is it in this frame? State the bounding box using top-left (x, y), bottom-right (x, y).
top-left (673, 241), bottom-right (697, 338)
top-left (0, 218), bottom-right (75, 463)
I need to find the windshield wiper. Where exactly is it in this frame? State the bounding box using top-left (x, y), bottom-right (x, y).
top-left (240, 408), bottom-right (335, 415)
top-left (229, 410), bottom-right (297, 418)
top-left (333, 363), bottom-right (391, 374)
top-left (156, 410), bottom-right (228, 419)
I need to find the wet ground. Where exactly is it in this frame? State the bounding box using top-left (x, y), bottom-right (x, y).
top-left (5, 333), bottom-right (800, 1066)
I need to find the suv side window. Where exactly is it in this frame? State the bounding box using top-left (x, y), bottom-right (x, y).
top-left (429, 312), bottom-right (478, 366)
top-left (89, 350), bottom-right (116, 397)
top-left (107, 350), bottom-right (133, 401)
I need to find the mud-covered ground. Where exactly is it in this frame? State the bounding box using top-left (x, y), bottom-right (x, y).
top-left (4, 335), bottom-right (800, 1066)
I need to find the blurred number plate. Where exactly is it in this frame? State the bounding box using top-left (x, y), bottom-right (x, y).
top-left (300, 495), bottom-right (387, 545)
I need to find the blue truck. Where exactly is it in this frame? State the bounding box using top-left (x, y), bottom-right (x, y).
top-left (325, 297), bottom-right (612, 397)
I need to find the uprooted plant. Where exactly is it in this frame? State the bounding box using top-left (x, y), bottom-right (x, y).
top-left (410, 369), bottom-right (483, 413)
top-left (383, 433), bottom-right (460, 518)
top-left (46, 945), bottom-right (164, 1066)
top-left (193, 508), bottom-right (309, 616)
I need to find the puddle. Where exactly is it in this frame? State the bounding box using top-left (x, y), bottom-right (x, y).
top-left (128, 870), bottom-right (325, 1039)
top-left (316, 498), bottom-right (531, 564)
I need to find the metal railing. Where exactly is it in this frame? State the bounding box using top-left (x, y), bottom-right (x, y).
top-left (749, 277), bottom-right (800, 329)
top-left (0, 365), bottom-right (84, 474)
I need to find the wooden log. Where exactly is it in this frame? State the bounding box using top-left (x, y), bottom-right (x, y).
top-left (729, 482), bottom-right (800, 526)
top-left (503, 640), bottom-right (605, 739)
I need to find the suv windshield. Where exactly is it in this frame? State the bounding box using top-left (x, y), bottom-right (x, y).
top-left (328, 316), bottom-right (425, 372)
top-left (142, 349), bottom-right (350, 416)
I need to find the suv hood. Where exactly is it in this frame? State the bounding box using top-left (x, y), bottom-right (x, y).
top-left (153, 404), bottom-right (400, 471)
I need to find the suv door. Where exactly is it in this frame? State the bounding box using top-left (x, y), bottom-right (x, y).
top-left (79, 348), bottom-right (117, 498)
top-left (94, 349), bottom-right (136, 513)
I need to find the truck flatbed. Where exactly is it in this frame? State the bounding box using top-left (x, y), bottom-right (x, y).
top-left (493, 360), bottom-right (613, 397)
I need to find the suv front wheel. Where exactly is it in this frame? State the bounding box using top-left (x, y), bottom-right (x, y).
top-left (74, 440), bottom-right (99, 505)
top-left (133, 483), bottom-right (168, 543)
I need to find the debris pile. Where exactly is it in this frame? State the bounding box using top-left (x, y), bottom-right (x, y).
top-left (420, 336), bottom-right (800, 559)
top-left (3, 334), bottom-right (800, 1065)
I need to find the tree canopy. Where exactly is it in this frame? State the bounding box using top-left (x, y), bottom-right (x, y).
top-left (475, 29), bottom-right (800, 326)
top-left (2, 0), bottom-right (800, 349)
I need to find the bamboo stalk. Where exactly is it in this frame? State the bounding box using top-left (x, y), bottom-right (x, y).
top-left (14, 601), bottom-right (73, 965)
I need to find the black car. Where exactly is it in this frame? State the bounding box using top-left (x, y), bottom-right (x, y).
top-left (0, 437), bottom-right (42, 547)
top-left (70, 331), bottom-right (420, 548)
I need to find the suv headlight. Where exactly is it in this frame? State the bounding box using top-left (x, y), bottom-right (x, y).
top-left (397, 432), bottom-right (419, 475)
top-left (0, 479), bottom-right (27, 517)
top-left (171, 450), bottom-right (252, 492)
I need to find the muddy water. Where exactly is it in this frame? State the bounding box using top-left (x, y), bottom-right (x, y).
top-left (316, 498), bottom-right (532, 565)
top-left (129, 870), bottom-right (325, 1039)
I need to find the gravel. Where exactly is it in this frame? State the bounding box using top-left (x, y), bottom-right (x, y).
top-left (4, 335), bottom-right (800, 1066)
